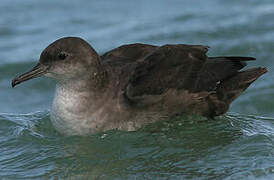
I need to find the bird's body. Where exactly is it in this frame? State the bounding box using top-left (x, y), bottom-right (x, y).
top-left (12, 37), bottom-right (267, 135)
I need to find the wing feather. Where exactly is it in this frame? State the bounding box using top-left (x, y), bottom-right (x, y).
top-left (128, 44), bottom-right (209, 97)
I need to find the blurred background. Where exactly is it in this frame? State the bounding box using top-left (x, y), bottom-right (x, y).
top-left (0, 0), bottom-right (274, 179)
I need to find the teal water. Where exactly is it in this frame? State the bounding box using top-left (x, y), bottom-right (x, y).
top-left (0, 0), bottom-right (274, 179)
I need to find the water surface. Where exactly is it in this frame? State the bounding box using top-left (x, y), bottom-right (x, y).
top-left (0, 0), bottom-right (274, 179)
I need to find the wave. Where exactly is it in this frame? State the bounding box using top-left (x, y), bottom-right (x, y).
top-left (0, 111), bottom-right (273, 178)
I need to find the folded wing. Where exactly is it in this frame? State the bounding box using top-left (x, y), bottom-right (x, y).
top-left (125, 44), bottom-right (266, 116)
top-left (128, 44), bottom-right (209, 97)
top-left (102, 43), bottom-right (266, 116)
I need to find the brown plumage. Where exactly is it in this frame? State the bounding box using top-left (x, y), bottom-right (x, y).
top-left (101, 43), bottom-right (267, 117)
top-left (12, 37), bottom-right (267, 135)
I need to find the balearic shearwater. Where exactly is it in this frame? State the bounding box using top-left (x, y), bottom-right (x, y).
top-left (12, 37), bottom-right (267, 135)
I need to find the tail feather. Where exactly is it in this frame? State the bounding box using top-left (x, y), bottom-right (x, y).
top-left (195, 56), bottom-right (255, 92)
top-left (216, 67), bottom-right (267, 104)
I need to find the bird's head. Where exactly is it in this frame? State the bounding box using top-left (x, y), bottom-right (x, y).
top-left (12, 37), bottom-right (101, 87)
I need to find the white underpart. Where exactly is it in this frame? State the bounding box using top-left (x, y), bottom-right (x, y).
top-left (50, 80), bottom-right (168, 136)
top-left (50, 83), bottom-right (143, 136)
top-left (51, 84), bottom-right (101, 135)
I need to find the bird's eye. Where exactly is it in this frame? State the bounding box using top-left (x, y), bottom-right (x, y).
top-left (58, 52), bottom-right (68, 60)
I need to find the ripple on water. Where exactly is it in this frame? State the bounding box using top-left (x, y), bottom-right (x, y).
top-left (0, 111), bottom-right (273, 179)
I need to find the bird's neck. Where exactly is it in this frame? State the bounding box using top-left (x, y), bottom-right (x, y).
top-left (53, 66), bottom-right (109, 110)
top-left (57, 63), bottom-right (108, 92)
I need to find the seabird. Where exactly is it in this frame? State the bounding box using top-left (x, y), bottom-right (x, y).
top-left (12, 37), bottom-right (267, 135)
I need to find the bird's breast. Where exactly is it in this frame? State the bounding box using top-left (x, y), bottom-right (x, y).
top-left (50, 86), bottom-right (110, 135)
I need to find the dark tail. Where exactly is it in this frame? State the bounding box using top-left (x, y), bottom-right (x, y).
top-left (216, 67), bottom-right (267, 104)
